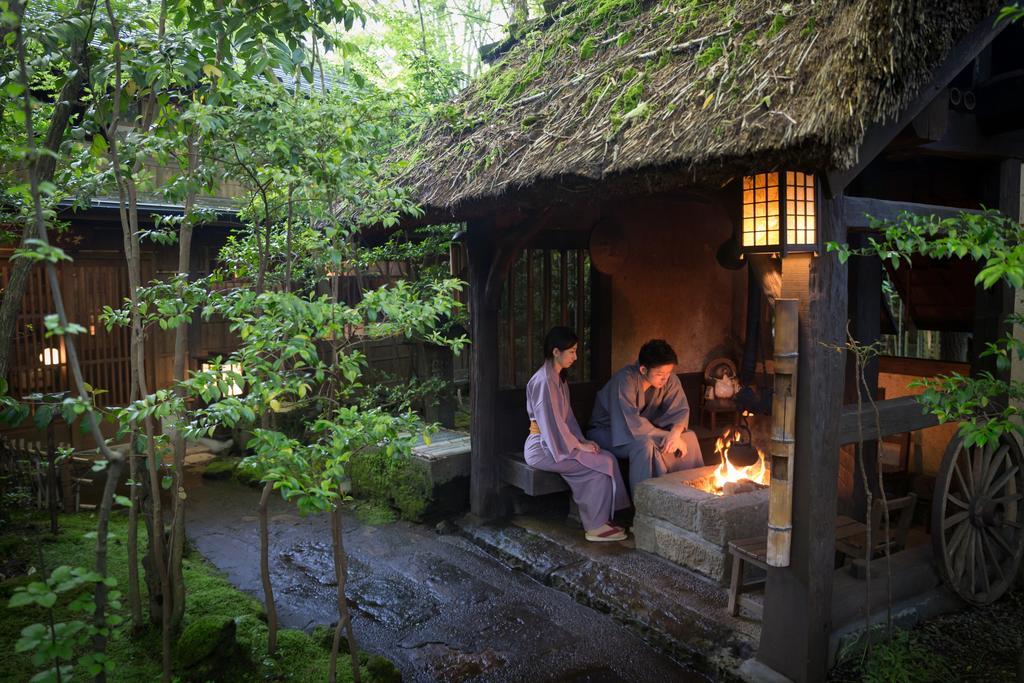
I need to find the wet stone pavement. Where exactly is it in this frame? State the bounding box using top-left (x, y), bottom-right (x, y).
top-left (185, 475), bottom-right (704, 682)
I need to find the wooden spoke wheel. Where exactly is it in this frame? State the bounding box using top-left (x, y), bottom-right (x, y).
top-left (932, 433), bottom-right (1024, 605)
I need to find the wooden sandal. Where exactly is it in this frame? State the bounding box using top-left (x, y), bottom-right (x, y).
top-left (585, 526), bottom-right (627, 542)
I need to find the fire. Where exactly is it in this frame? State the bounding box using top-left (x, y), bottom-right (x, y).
top-left (707, 427), bottom-right (769, 494)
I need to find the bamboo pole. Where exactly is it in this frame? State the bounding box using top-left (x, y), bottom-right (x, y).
top-left (767, 298), bottom-right (799, 567)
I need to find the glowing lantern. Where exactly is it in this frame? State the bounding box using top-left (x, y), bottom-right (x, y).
top-left (39, 347), bottom-right (64, 366)
top-left (741, 171), bottom-right (818, 255)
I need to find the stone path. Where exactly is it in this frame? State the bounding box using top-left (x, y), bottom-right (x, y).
top-left (185, 475), bottom-right (704, 682)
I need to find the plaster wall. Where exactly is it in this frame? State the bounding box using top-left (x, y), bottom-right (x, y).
top-left (608, 198), bottom-right (745, 374)
top-left (878, 371), bottom-right (960, 475)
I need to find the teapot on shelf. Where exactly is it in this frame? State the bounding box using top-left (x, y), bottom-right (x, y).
top-left (714, 369), bottom-right (740, 400)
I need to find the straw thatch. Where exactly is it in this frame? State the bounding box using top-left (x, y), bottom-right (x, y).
top-left (402, 0), bottom-right (1000, 219)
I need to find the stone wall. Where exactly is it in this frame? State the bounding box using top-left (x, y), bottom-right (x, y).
top-left (632, 467), bottom-right (769, 584)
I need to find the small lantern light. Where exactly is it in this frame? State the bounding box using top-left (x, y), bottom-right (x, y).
top-left (741, 171), bottom-right (817, 255)
top-left (39, 347), bottom-right (64, 366)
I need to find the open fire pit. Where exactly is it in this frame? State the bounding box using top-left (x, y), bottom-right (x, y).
top-left (633, 428), bottom-right (770, 583)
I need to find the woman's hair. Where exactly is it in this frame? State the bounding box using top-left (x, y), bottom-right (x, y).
top-left (638, 339), bottom-right (678, 369)
top-left (544, 326), bottom-right (578, 382)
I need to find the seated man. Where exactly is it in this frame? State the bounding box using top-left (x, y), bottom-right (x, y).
top-left (587, 339), bottom-right (703, 494)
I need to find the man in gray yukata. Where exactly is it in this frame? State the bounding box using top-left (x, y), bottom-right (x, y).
top-left (587, 339), bottom-right (704, 495)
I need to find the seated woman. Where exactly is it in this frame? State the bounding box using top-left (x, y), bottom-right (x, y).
top-left (525, 326), bottom-right (630, 542)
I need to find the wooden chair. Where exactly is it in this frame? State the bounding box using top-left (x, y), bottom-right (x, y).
top-left (835, 493), bottom-right (918, 565)
top-left (880, 431), bottom-right (912, 474)
top-left (727, 516), bottom-right (889, 617)
top-left (727, 535), bottom-right (769, 617)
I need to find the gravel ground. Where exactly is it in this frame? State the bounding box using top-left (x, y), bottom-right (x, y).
top-left (830, 588), bottom-right (1024, 681)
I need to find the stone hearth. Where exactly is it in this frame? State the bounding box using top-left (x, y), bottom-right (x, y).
top-left (633, 465), bottom-right (769, 583)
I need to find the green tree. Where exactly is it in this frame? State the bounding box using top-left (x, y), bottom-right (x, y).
top-left (830, 208), bottom-right (1024, 446)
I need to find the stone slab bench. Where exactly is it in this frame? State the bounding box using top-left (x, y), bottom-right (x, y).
top-left (410, 429), bottom-right (472, 487)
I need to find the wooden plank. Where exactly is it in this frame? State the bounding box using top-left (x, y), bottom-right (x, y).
top-left (826, 12), bottom-right (1008, 196)
top-left (878, 356), bottom-right (970, 377)
top-left (837, 396), bottom-right (939, 444)
top-left (844, 196), bottom-right (985, 229)
top-left (759, 193), bottom-right (848, 682)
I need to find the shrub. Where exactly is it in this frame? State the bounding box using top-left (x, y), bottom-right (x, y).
top-left (176, 614), bottom-right (236, 669)
top-left (201, 458), bottom-right (240, 480)
top-left (861, 630), bottom-right (951, 683)
top-left (349, 448), bottom-right (431, 521)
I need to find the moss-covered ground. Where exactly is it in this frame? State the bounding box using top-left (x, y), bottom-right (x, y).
top-left (829, 589), bottom-right (1024, 682)
top-left (0, 512), bottom-right (396, 681)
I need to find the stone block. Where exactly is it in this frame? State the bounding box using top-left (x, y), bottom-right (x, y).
top-left (633, 513), bottom-right (729, 582)
top-left (696, 489), bottom-right (769, 546)
top-left (411, 430), bottom-right (471, 486)
top-left (633, 466), bottom-right (718, 533)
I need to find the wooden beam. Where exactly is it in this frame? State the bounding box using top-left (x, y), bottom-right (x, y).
top-left (838, 396), bottom-right (939, 445)
top-left (844, 195), bottom-right (985, 229)
top-left (878, 356), bottom-right (970, 377)
top-left (844, 232), bottom-right (882, 517)
top-left (467, 218), bottom-right (502, 519)
top-left (826, 12), bottom-right (1008, 196)
top-left (758, 192), bottom-right (848, 683)
top-left (916, 112), bottom-right (1024, 160)
top-left (972, 160), bottom-right (1020, 381)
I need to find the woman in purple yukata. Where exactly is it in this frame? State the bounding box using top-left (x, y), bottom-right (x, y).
top-left (525, 327), bottom-right (630, 542)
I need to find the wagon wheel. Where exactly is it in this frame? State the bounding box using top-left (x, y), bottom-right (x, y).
top-left (932, 432), bottom-right (1024, 605)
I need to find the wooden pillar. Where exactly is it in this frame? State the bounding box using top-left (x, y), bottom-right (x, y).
top-left (973, 160), bottom-right (1021, 381)
top-left (467, 219), bottom-right (502, 519)
top-left (758, 193), bottom-right (847, 682)
top-left (843, 233), bottom-right (882, 519)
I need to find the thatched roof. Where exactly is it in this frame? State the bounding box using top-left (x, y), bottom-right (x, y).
top-left (402, 0), bottom-right (1001, 220)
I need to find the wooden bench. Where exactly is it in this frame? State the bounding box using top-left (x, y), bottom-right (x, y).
top-left (728, 516), bottom-right (874, 617)
top-left (501, 422), bottom-right (718, 498)
top-left (500, 452), bottom-right (570, 496)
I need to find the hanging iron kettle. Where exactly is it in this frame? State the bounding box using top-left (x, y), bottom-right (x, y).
top-left (724, 421), bottom-right (760, 467)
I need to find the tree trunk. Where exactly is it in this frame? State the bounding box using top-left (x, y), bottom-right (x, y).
top-left (0, 0), bottom-right (92, 379)
top-left (12, 11), bottom-right (129, 679)
top-left (91, 458), bottom-right (124, 683)
top-left (101, 8), bottom-right (173, 675)
top-left (329, 507), bottom-right (360, 683)
top-left (127, 450), bottom-right (143, 632)
top-left (259, 481), bottom-right (279, 655)
top-left (168, 135), bottom-right (198, 632)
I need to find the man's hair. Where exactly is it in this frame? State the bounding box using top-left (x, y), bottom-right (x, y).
top-left (638, 339), bottom-right (677, 368)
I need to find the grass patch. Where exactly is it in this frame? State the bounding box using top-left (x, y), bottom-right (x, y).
top-left (201, 457), bottom-right (241, 480)
top-left (1, 512), bottom-right (395, 682)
